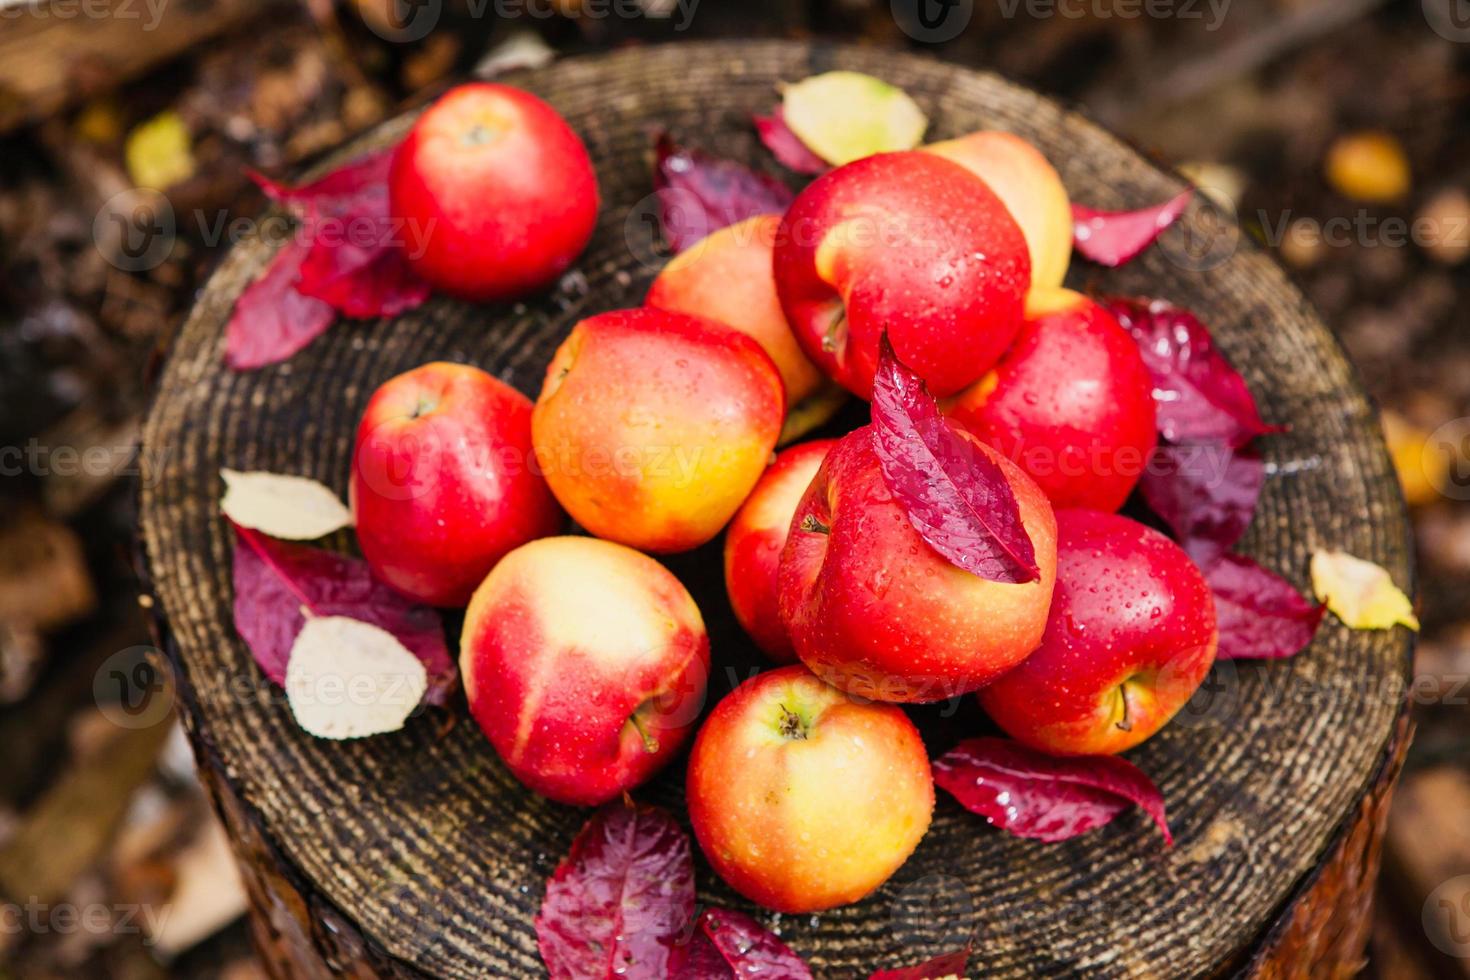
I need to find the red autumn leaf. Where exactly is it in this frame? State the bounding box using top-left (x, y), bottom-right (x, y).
top-left (753, 107), bottom-right (828, 175)
top-left (1139, 443), bottom-right (1264, 568)
top-left (537, 800), bottom-right (696, 980)
top-left (254, 149), bottom-right (431, 320)
top-left (673, 908), bottom-right (812, 980)
top-left (1102, 296), bottom-right (1284, 447)
top-left (869, 944), bottom-right (972, 979)
top-left (653, 133), bottom-right (795, 253)
top-left (933, 737), bottom-right (1171, 845)
top-left (224, 240), bottom-right (337, 370)
top-left (1206, 554), bottom-right (1325, 660)
top-left (230, 524), bottom-right (456, 705)
top-left (1071, 189), bottom-right (1192, 266)
top-left (870, 337), bottom-right (1038, 584)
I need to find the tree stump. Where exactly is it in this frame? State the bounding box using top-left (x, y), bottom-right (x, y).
top-left (137, 40), bottom-right (1416, 978)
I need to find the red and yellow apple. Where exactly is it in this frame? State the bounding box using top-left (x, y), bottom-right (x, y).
top-left (390, 82), bottom-right (598, 302)
top-left (924, 130), bottom-right (1073, 292)
top-left (773, 150), bottom-right (1030, 400)
top-left (779, 426), bottom-right (1058, 702)
top-left (646, 214), bottom-right (824, 408)
top-left (531, 307), bottom-right (785, 553)
top-left (723, 439), bottom-right (836, 663)
top-left (461, 535), bottom-right (709, 806)
top-left (350, 361), bottom-right (563, 607)
top-left (978, 509), bottom-right (1219, 756)
top-left (944, 288), bottom-right (1157, 512)
top-left (686, 665), bottom-right (933, 913)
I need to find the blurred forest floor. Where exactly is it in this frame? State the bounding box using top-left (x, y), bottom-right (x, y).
top-left (0, 0), bottom-right (1466, 976)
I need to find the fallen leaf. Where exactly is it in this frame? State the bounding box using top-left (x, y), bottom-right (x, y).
top-left (753, 107), bottom-right (828, 174)
top-left (254, 149), bottom-right (432, 320)
top-left (780, 71), bottom-right (927, 166)
top-left (223, 240), bottom-right (336, 370)
top-left (673, 908), bottom-right (812, 980)
top-left (230, 524), bottom-right (456, 704)
top-left (653, 134), bottom-right (794, 253)
top-left (870, 337), bottom-right (1038, 583)
top-left (125, 110), bottom-right (195, 189)
top-left (220, 469), bottom-right (352, 540)
top-left (284, 615), bottom-right (427, 739)
top-left (1207, 554), bottom-right (1325, 660)
top-left (1139, 444), bottom-right (1264, 568)
top-left (1324, 130), bottom-right (1410, 204)
top-left (933, 737), bottom-right (1171, 844)
top-left (1381, 410), bottom-right (1444, 507)
top-left (1101, 296), bottom-right (1283, 447)
top-left (1071, 190), bottom-right (1192, 267)
top-left (1310, 549), bottom-right (1419, 631)
top-left (869, 944), bottom-right (972, 979)
top-left (537, 801), bottom-right (695, 980)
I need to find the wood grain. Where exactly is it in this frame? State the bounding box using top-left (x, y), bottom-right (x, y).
top-left (138, 40), bottom-right (1415, 977)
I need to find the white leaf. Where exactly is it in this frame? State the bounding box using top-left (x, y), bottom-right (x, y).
top-left (285, 616), bottom-right (428, 740)
top-left (220, 468), bottom-right (352, 540)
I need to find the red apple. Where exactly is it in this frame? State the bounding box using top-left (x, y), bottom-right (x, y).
top-left (686, 665), bottom-right (933, 913)
top-left (978, 509), bottom-right (1218, 756)
top-left (351, 361), bottom-right (563, 607)
top-left (461, 535), bottom-right (710, 806)
top-left (944, 288), bottom-right (1158, 512)
top-left (779, 426), bottom-right (1058, 702)
top-left (389, 82), bottom-right (598, 302)
top-left (531, 307), bottom-right (785, 553)
top-left (923, 131), bottom-right (1073, 292)
top-left (773, 150), bottom-right (1030, 400)
top-left (646, 214), bottom-right (824, 408)
top-left (723, 439), bottom-right (836, 663)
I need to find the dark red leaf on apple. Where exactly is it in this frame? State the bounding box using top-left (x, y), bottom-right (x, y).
top-left (230, 524), bottom-right (456, 704)
top-left (1102, 296), bottom-right (1284, 447)
top-left (870, 337), bottom-right (1039, 584)
top-left (224, 240), bottom-right (337, 370)
top-left (252, 148), bottom-right (431, 321)
top-left (933, 737), bottom-right (1172, 845)
top-left (1071, 189), bottom-right (1192, 267)
top-left (693, 908), bottom-right (812, 980)
top-left (753, 107), bottom-right (828, 175)
top-left (1206, 553), bottom-right (1325, 661)
top-left (536, 800), bottom-right (696, 980)
top-left (653, 133), bottom-right (794, 253)
top-left (670, 927), bottom-right (736, 980)
top-left (1139, 444), bottom-right (1265, 568)
top-left (869, 944), bottom-right (972, 979)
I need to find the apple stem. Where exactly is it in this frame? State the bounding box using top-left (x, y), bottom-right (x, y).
top-left (799, 514), bottom-right (831, 535)
top-left (822, 308), bottom-right (848, 354)
top-left (629, 713), bottom-right (661, 754)
top-left (1115, 683), bottom-right (1134, 732)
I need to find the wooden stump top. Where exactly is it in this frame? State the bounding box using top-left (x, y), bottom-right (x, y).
top-left (139, 40), bottom-right (1415, 978)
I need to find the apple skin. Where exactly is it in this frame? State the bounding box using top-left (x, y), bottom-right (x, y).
top-left (460, 536), bottom-right (710, 806)
top-left (773, 151), bottom-right (1030, 400)
top-left (944, 288), bottom-right (1158, 512)
top-left (778, 426), bottom-right (1058, 702)
top-left (723, 439), bottom-right (836, 663)
top-left (389, 83), bottom-right (598, 302)
top-left (532, 307), bottom-right (785, 553)
top-left (923, 131), bottom-right (1073, 292)
top-left (686, 665), bottom-right (933, 913)
top-left (978, 509), bottom-right (1219, 756)
top-left (350, 361), bottom-right (564, 607)
top-left (646, 214), bottom-right (825, 408)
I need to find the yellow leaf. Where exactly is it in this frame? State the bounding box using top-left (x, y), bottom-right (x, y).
top-left (1380, 411), bottom-right (1444, 508)
top-left (1310, 549), bottom-right (1418, 631)
top-left (125, 111), bottom-right (195, 190)
top-left (285, 616), bottom-right (427, 740)
top-left (220, 469), bottom-right (352, 540)
top-left (1324, 130), bottom-right (1409, 204)
top-left (781, 71), bottom-right (927, 166)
